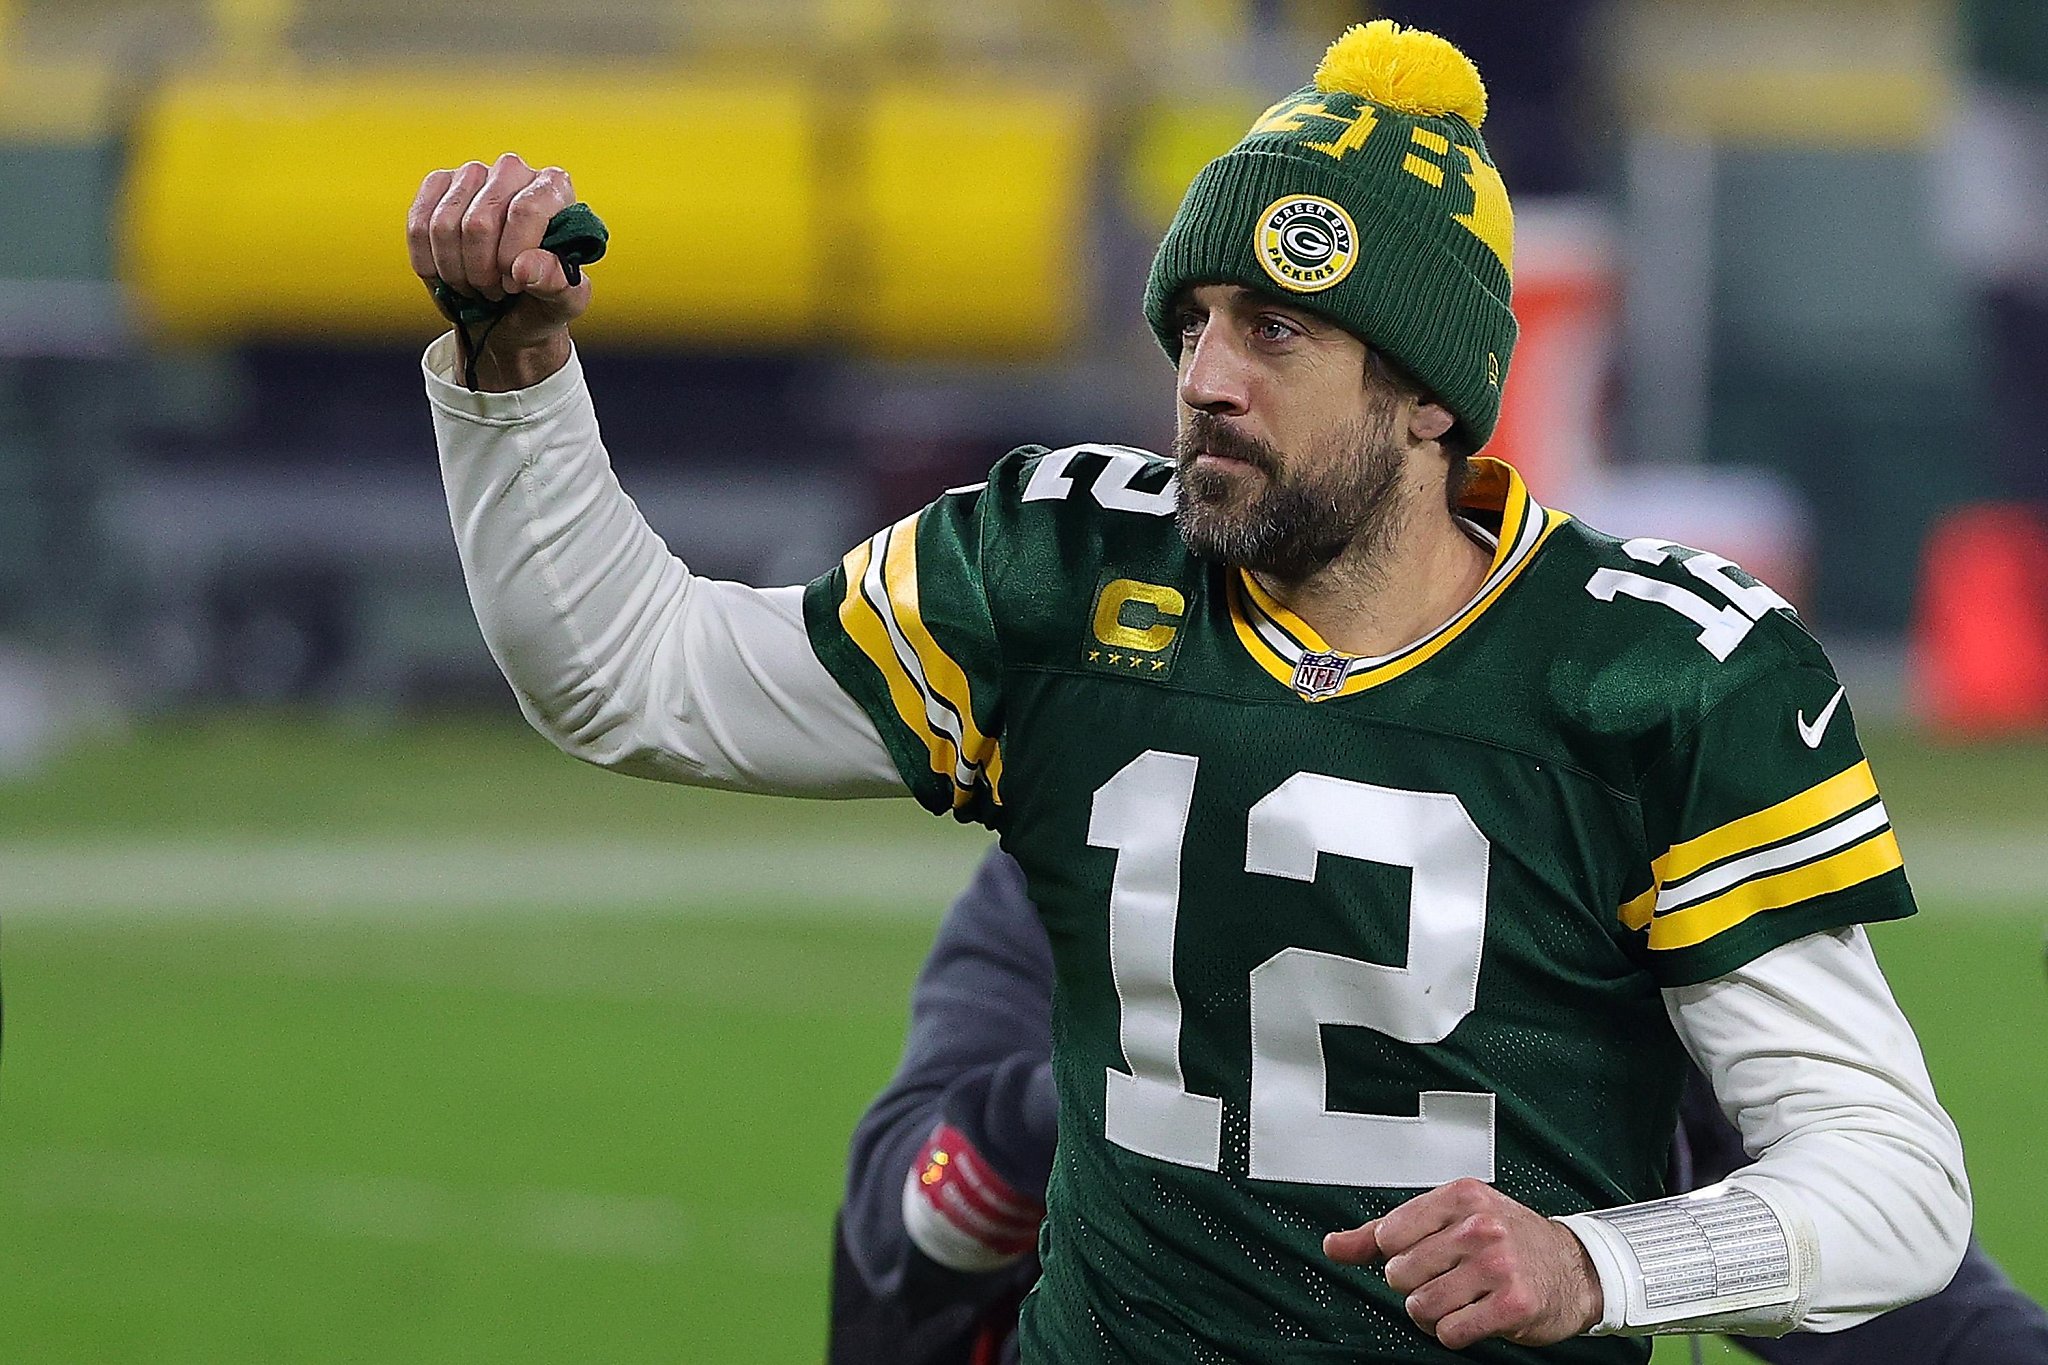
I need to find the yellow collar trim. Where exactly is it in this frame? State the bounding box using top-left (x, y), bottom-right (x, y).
top-left (1228, 459), bottom-right (1567, 700)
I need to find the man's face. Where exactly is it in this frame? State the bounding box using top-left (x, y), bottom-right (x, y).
top-left (1170, 283), bottom-right (1407, 581)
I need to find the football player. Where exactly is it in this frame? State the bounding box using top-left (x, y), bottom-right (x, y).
top-left (413, 20), bottom-right (1971, 1360)
top-left (828, 847), bottom-right (2048, 1365)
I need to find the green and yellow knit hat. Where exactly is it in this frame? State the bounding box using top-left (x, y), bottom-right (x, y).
top-left (1144, 21), bottom-right (1518, 447)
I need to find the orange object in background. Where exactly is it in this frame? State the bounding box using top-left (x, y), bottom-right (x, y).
top-left (1910, 503), bottom-right (2048, 735)
top-left (1484, 203), bottom-right (1617, 501)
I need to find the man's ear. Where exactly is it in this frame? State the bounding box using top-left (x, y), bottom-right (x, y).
top-left (1408, 399), bottom-right (1456, 444)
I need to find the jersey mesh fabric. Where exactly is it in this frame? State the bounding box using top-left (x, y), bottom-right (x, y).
top-left (802, 446), bottom-right (1915, 1363)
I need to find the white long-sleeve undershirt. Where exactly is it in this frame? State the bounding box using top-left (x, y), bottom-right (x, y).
top-left (427, 333), bottom-right (899, 795)
top-left (425, 334), bottom-right (1970, 1334)
top-left (1563, 924), bottom-right (1970, 1335)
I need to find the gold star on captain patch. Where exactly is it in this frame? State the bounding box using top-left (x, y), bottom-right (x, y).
top-left (1149, 659), bottom-right (1166, 671)
top-left (1126, 656), bottom-right (1145, 669)
top-left (1107, 653), bottom-right (1122, 666)
top-left (1087, 650), bottom-right (1101, 662)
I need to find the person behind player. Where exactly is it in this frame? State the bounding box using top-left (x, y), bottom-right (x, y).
top-left (413, 20), bottom-right (1970, 1360)
top-left (828, 846), bottom-right (2048, 1365)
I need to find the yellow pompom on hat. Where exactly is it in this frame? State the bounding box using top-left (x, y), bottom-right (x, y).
top-left (1144, 19), bottom-right (1518, 446)
top-left (1313, 20), bottom-right (1488, 127)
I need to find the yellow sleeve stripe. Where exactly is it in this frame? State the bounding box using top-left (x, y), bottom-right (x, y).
top-left (836, 534), bottom-right (959, 793)
top-left (878, 512), bottom-right (1004, 805)
top-left (1653, 760), bottom-right (1880, 885)
top-left (1646, 829), bottom-right (1903, 952)
top-left (1619, 884), bottom-right (1658, 932)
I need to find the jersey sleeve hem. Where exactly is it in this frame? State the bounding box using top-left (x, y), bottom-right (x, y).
top-left (1644, 873), bottom-right (1915, 987)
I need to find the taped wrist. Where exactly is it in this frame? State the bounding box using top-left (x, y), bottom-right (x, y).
top-left (1557, 1182), bottom-right (1815, 1337)
top-left (900, 1122), bottom-right (1045, 1274)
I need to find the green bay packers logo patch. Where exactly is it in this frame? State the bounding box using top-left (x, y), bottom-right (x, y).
top-left (1255, 195), bottom-right (1357, 293)
top-left (1084, 576), bottom-right (1185, 680)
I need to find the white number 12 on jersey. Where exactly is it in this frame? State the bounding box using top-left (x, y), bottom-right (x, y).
top-left (1091, 750), bottom-right (1496, 1188)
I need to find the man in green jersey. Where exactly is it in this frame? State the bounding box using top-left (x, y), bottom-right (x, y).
top-left (412, 19), bottom-right (1970, 1362)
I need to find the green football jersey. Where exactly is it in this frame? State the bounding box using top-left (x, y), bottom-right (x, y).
top-left (802, 446), bottom-right (1912, 1364)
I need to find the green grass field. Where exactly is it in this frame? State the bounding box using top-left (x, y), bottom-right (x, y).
top-left (2, 714), bottom-right (2043, 1362)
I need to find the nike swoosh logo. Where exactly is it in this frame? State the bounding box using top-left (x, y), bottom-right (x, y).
top-left (1797, 685), bottom-right (1848, 748)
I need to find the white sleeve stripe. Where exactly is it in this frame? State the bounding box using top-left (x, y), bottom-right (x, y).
top-left (857, 524), bottom-right (982, 791)
top-left (1656, 800), bottom-right (1889, 913)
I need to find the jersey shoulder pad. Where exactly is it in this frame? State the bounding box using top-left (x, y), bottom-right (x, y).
top-left (976, 442), bottom-right (1195, 627)
top-left (988, 442), bottom-right (1180, 527)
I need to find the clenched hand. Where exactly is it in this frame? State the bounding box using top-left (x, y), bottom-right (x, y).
top-left (1325, 1177), bottom-right (1604, 1350)
top-left (406, 152), bottom-right (588, 390)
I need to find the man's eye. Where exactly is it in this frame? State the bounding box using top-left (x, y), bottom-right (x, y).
top-left (1177, 311), bottom-right (1205, 337)
top-left (1255, 317), bottom-right (1297, 342)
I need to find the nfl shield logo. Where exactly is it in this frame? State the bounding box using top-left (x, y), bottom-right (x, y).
top-left (1290, 650), bottom-right (1349, 700)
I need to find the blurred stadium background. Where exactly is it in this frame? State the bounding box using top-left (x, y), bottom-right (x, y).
top-left (0, 0), bottom-right (2043, 1360)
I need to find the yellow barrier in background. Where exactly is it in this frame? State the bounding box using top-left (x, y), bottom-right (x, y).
top-left (1123, 95), bottom-right (1260, 230)
top-left (120, 71), bottom-right (824, 347)
top-left (120, 67), bottom-right (1095, 357)
top-left (850, 76), bottom-right (1093, 356)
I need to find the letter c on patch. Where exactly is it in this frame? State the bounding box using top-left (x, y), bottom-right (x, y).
top-left (1093, 579), bottom-right (1186, 652)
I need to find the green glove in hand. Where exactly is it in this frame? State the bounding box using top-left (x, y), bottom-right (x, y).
top-left (429, 203), bottom-right (608, 389)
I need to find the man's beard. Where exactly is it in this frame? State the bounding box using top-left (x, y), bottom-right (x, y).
top-left (1172, 406), bottom-right (1405, 582)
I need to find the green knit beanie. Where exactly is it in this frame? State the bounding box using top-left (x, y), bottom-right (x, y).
top-left (1144, 20), bottom-right (1518, 447)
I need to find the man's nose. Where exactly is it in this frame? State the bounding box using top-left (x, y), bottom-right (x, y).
top-left (1178, 326), bottom-right (1251, 417)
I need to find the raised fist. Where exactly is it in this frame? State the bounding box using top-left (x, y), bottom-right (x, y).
top-left (407, 153), bottom-right (589, 380)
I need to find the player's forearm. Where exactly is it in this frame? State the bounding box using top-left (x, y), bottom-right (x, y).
top-left (848, 853), bottom-right (1057, 1284)
top-left (1560, 927), bottom-right (1970, 1337)
top-left (842, 1061), bottom-right (1052, 1285)
top-left (425, 333), bottom-right (902, 795)
top-left (842, 1083), bottom-right (950, 1289)
top-left (1682, 927), bottom-right (1970, 1331)
top-left (898, 1079), bottom-right (1051, 1276)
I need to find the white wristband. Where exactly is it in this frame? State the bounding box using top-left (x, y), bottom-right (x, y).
top-left (1558, 1182), bottom-right (1815, 1336)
